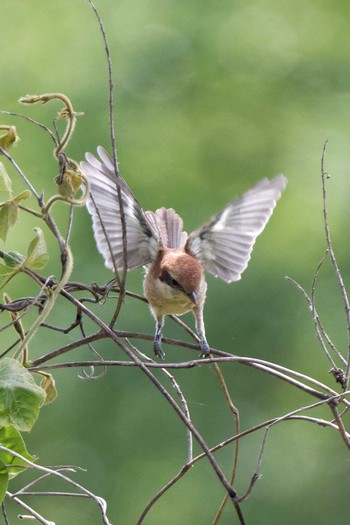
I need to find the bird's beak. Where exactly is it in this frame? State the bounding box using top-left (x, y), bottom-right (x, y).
top-left (187, 291), bottom-right (197, 304)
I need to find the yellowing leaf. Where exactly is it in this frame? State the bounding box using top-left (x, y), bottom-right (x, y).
top-left (57, 170), bottom-right (83, 198)
top-left (0, 202), bottom-right (18, 242)
top-left (0, 126), bottom-right (18, 152)
top-left (0, 162), bottom-right (12, 195)
top-left (25, 228), bottom-right (49, 270)
top-left (40, 374), bottom-right (58, 405)
top-left (13, 190), bottom-right (31, 203)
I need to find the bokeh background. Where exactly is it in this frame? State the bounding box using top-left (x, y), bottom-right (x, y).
top-left (2, 0), bottom-right (350, 523)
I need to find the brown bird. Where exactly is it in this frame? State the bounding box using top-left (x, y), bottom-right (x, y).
top-left (81, 148), bottom-right (287, 359)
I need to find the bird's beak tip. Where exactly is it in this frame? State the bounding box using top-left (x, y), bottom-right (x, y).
top-left (188, 291), bottom-right (197, 304)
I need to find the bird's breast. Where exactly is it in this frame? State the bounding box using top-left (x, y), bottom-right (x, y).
top-left (143, 271), bottom-right (207, 318)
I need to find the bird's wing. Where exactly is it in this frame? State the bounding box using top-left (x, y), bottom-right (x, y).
top-left (186, 175), bottom-right (287, 283)
top-left (81, 147), bottom-right (160, 271)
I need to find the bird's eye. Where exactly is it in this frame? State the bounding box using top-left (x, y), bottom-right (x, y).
top-left (171, 278), bottom-right (179, 287)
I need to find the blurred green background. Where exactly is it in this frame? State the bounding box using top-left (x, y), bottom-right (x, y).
top-left (2, 0), bottom-right (350, 523)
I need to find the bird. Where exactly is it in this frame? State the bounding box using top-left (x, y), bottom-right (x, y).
top-left (81, 147), bottom-right (287, 359)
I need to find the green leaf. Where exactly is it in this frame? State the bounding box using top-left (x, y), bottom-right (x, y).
top-left (40, 374), bottom-right (58, 405)
top-left (0, 263), bottom-right (16, 277)
top-left (3, 251), bottom-right (26, 269)
top-left (0, 425), bottom-right (36, 479)
top-left (0, 458), bottom-right (8, 504)
top-left (0, 202), bottom-right (18, 242)
top-left (0, 358), bottom-right (46, 432)
top-left (25, 228), bottom-right (49, 270)
top-left (0, 162), bottom-right (12, 195)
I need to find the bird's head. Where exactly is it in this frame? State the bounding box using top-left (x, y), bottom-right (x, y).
top-left (158, 249), bottom-right (204, 304)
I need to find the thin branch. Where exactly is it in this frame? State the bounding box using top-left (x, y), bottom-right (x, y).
top-left (130, 342), bottom-right (193, 463)
top-left (1, 447), bottom-right (112, 525)
top-left (88, 0), bottom-right (128, 326)
top-left (0, 109), bottom-right (58, 146)
top-left (34, 289), bottom-right (244, 520)
top-left (136, 410), bottom-right (345, 524)
top-left (211, 362), bottom-right (240, 525)
top-left (29, 353), bottom-right (341, 402)
top-left (329, 403), bottom-right (350, 449)
top-left (0, 147), bottom-right (40, 199)
top-left (1, 502), bottom-right (10, 525)
top-left (6, 492), bottom-right (54, 525)
top-left (286, 274), bottom-right (346, 367)
top-left (321, 141), bottom-right (350, 388)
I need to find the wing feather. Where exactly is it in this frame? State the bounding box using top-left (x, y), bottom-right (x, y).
top-left (186, 175), bottom-right (287, 282)
top-left (81, 147), bottom-right (160, 271)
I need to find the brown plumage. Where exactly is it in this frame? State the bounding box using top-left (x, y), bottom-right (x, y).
top-left (81, 147), bottom-right (287, 359)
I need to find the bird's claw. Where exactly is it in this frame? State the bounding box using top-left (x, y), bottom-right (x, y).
top-left (199, 341), bottom-right (211, 359)
top-left (153, 342), bottom-right (165, 360)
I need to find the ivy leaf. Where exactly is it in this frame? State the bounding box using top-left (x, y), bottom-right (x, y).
top-left (0, 202), bottom-right (18, 242)
top-left (25, 228), bottom-right (49, 270)
top-left (0, 458), bottom-right (8, 504)
top-left (0, 358), bottom-right (46, 432)
top-left (0, 425), bottom-right (36, 479)
top-left (40, 374), bottom-right (58, 405)
top-left (0, 162), bottom-right (12, 195)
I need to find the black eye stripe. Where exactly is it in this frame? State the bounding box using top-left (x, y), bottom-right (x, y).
top-left (159, 270), bottom-right (182, 290)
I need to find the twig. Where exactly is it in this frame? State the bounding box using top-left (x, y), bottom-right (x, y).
top-left (0, 109), bottom-right (58, 146)
top-left (1, 502), bottom-right (10, 525)
top-left (320, 141), bottom-right (350, 388)
top-left (6, 492), bottom-right (54, 525)
top-left (136, 409), bottom-right (346, 524)
top-left (1, 447), bottom-right (112, 525)
top-left (36, 289), bottom-right (245, 520)
top-left (211, 362), bottom-right (240, 525)
top-left (286, 274), bottom-right (346, 367)
top-left (0, 147), bottom-right (40, 199)
top-left (129, 342), bottom-right (193, 463)
top-left (88, 0), bottom-right (128, 327)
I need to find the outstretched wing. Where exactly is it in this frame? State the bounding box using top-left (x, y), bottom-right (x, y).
top-left (81, 147), bottom-right (160, 271)
top-left (186, 175), bottom-right (287, 282)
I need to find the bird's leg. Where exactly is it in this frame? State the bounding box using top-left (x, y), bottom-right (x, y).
top-left (153, 316), bottom-right (165, 360)
top-left (193, 307), bottom-right (210, 358)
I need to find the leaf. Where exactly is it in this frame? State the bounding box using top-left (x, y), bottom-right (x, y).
top-left (25, 228), bottom-right (49, 270)
top-left (0, 126), bottom-right (18, 152)
top-left (57, 170), bottom-right (82, 198)
top-left (0, 263), bottom-right (16, 277)
top-left (0, 425), bottom-right (36, 479)
top-left (0, 162), bottom-right (12, 195)
top-left (0, 358), bottom-right (46, 432)
top-left (0, 458), bottom-right (8, 504)
top-left (0, 202), bottom-right (18, 242)
top-left (40, 374), bottom-right (58, 405)
top-left (3, 251), bottom-right (26, 269)
top-left (13, 190), bottom-right (31, 203)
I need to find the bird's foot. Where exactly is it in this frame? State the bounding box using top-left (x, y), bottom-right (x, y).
top-left (153, 341), bottom-right (165, 360)
top-left (199, 341), bottom-right (211, 359)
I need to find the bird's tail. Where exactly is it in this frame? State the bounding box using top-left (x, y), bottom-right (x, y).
top-left (145, 208), bottom-right (188, 249)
